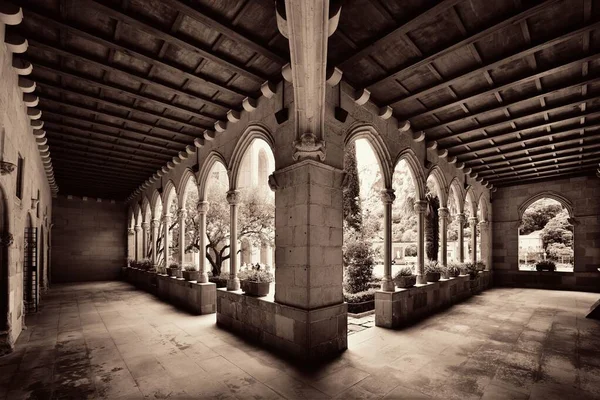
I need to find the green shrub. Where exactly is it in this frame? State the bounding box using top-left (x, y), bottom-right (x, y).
top-left (183, 264), bottom-right (196, 272)
top-left (475, 261), bottom-right (486, 271)
top-left (344, 289), bottom-right (376, 304)
top-left (536, 260), bottom-right (556, 271)
top-left (446, 262), bottom-right (462, 276)
top-left (393, 266), bottom-right (414, 279)
top-left (343, 239), bottom-right (375, 294)
top-left (168, 262), bottom-right (180, 270)
top-left (208, 271), bottom-right (229, 288)
top-left (238, 269), bottom-right (273, 283)
top-left (424, 260), bottom-right (443, 274)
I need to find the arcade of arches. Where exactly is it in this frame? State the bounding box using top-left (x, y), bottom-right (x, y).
top-left (1, 0), bottom-right (600, 399)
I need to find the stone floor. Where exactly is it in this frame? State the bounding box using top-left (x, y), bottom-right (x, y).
top-left (1, 282), bottom-right (600, 400)
top-left (348, 314), bottom-right (375, 335)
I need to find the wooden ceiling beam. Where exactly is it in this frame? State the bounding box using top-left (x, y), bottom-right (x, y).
top-left (432, 91), bottom-right (600, 146)
top-left (408, 51), bottom-right (600, 120)
top-left (362, 0), bottom-right (557, 88)
top-left (161, 0), bottom-right (287, 64)
top-left (30, 62), bottom-right (216, 126)
top-left (477, 148), bottom-right (600, 174)
top-left (459, 132), bottom-right (600, 164)
top-left (489, 163), bottom-right (599, 183)
top-left (40, 106), bottom-right (196, 141)
top-left (468, 141), bottom-right (600, 169)
top-left (337, 0), bottom-right (462, 67)
top-left (39, 99), bottom-right (196, 143)
top-left (54, 176), bottom-right (137, 189)
top-left (28, 38), bottom-right (234, 114)
top-left (36, 79), bottom-right (206, 132)
top-left (446, 109), bottom-right (600, 155)
top-left (87, 0), bottom-right (266, 82)
top-left (21, 5), bottom-right (255, 100)
top-left (50, 152), bottom-right (156, 172)
top-left (419, 75), bottom-right (600, 132)
top-left (45, 129), bottom-right (175, 158)
top-left (51, 159), bottom-right (151, 179)
top-left (47, 137), bottom-right (167, 163)
top-left (493, 169), bottom-right (596, 187)
top-left (482, 155), bottom-right (600, 179)
top-left (388, 21), bottom-right (600, 107)
top-left (53, 169), bottom-right (142, 185)
top-left (43, 121), bottom-right (185, 153)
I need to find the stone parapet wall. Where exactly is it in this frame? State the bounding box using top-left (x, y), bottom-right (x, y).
top-left (375, 272), bottom-right (492, 329)
top-left (494, 270), bottom-right (600, 292)
top-left (217, 288), bottom-right (347, 360)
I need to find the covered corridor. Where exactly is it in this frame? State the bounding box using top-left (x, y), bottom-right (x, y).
top-left (2, 281), bottom-right (599, 400)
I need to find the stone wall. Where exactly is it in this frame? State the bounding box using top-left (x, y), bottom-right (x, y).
top-left (0, 24), bottom-right (53, 351)
top-left (492, 176), bottom-right (600, 291)
top-left (52, 196), bottom-right (126, 282)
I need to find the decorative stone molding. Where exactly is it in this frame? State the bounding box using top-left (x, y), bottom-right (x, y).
top-left (31, 120), bottom-right (43, 129)
top-left (214, 121), bottom-right (226, 132)
top-left (194, 137), bottom-right (205, 148)
top-left (197, 201), bottom-right (210, 214)
top-left (150, 219), bottom-right (159, 228)
top-left (242, 97), bottom-right (257, 112)
top-left (427, 141), bottom-right (438, 149)
top-left (354, 88), bottom-right (371, 105)
top-left (437, 148), bottom-right (448, 158)
top-left (398, 120), bottom-right (411, 132)
top-left (326, 67), bottom-right (343, 86)
top-left (127, 228), bottom-right (135, 236)
top-left (438, 207), bottom-right (450, 219)
top-left (293, 132), bottom-right (326, 162)
top-left (12, 58), bottom-right (32, 75)
top-left (0, 3), bottom-right (23, 25)
top-left (380, 189), bottom-right (396, 204)
top-left (414, 200), bottom-right (428, 214)
top-left (204, 130), bottom-right (216, 141)
top-left (24, 94), bottom-right (39, 107)
top-left (227, 110), bottom-right (241, 123)
top-left (261, 81), bottom-right (277, 98)
top-left (18, 77), bottom-right (36, 93)
top-left (267, 174), bottom-right (279, 192)
top-left (412, 131), bottom-right (425, 141)
top-left (0, 232), bottom-right (14, 248)
top-left (468, 217), bottom-right (479, 225)
top-left (172, 157), bottom-right (181, 165)
top-left (281, 63), bottom-right (293, 82)
top-left (0, 162), bottom-right (16, 175)
top-left (456, 213), bottom-right (466, 224)
top-left (567, 217), bottom-right (580, 226)
top-left (178, 151), bottom-right (188, 160)
top-left (378, 106), bottom-right (393, 120)
top-left (167, 161), bottom-right (175, 170)
top-left (5, 32), bottom-right (28, 53)
top-left (185, 145), bottom-right (195, 154)
top-left (226, 190), bottom-right (240, 205)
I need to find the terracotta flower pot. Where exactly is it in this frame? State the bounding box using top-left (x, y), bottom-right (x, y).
top-left (182, 270), bottom-right (199, 281)
top-left (394, 275), bottom-right (416, 288)
top-left (425, 272), bottom-right (441, 282)
top-left (242, 281), bottom-right (270, 297)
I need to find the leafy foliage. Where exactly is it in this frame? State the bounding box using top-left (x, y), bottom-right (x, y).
top-left (238, 268), bottom-right (274, 283)
top-left (343, 289), bottom-right (376, 304)
top-left (343, 140), bottom-right (363, 232)
top-left (520, 199), bottom-right (563, 235)
top-left (394, 265), bottom-right (415, 278)
top-left (536, 260), bottom-right (556, 271)
top-left (540, 209), bottom-right (573, 251)
top-left (343, 235), bottom-right (375, 294)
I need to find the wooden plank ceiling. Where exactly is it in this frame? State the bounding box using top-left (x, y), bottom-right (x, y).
top-left (331, 0), bottom-right (600, 187)
top-left (16, 0), bottom-right (288, 199)
top-left (15, 0), bottom-right (600, 198)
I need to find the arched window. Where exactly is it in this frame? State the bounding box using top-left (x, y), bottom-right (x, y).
top-left (518, 197), bottom-right (573, 271)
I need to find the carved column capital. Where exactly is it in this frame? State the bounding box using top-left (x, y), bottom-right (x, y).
top-left (414, 200), bottom-right (428, 214)
top-left (141, 222), bottom-right (150, 230)
top-left (293, 133), bottom-right (326, 162)
top-left (226, 190), bottom-right (240, 205)
top-left (134, 225), bottom-right (142, 232)
top-left (469, 216), bottom-right (479, 226)
top-left (456, 213), bottom-right (466, 224)
top-left (268, 174), bottom-right (279, 191)
top-left (478, 220), bottom-right (490, 229)
top-left (161, 214), bottom-right (171, 224)
top-left (150, 219), bottom-right (159, 229)
top-left (127, 228), bottom-right (135, 236)
top-left (197, 201), bottom-right (210, 214)
top-left (438, 207), bottom-right (449, 219)
top-left (380, 189), bottom-right (396, 204)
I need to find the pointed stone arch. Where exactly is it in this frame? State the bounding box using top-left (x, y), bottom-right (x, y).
top-left (425, 165), bottom-right (448, 208)
top-left (229, 124), bottom-right (275, 191)
top-left (141, 196), bottom-right (151, 223)
top-left (150, 190), bottom-right (162, 220)
top-left (198, 151), bottom-right (228, 201)
top-left (464, 186), bottom-right (478, 216)
top-left (162, 180), bottom-right (178, 216)
top-left (177, 168), bottom-right (198, 209)
top-left (518, 191), bottom-right (574, 220)
top-left (477, 192), bottom-right (491, 222)
top-left (393, 149), bottom-right (426, 201)
top-left (448, 177), bottom-right (464, 214)
top-left (344, 123), bottom-right (393, 190)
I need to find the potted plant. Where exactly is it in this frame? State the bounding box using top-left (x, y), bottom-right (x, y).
top-left (446, 262), bottom-right (461, 278)
top-left (536, 260), bottom-right (556, 272)
top-left (424, 260), bottom-right (443, 282)
top-left (239, 268), bottom-right (274, 297)
top-left (475, 261), bottom-right (486, 271)
top-left (393, 266), bottom-right (416, 288)
top-left (167, 262), bottom-right (181, 277)
top-left (208, 271), bottom-right (229, 288)
top-left (462, 262), bottom-right (478, 280)
top-left (182, 264), bottom-right (200, 281)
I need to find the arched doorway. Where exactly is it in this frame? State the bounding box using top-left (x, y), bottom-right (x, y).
top-left (23, 213), bottom-right (38, 315)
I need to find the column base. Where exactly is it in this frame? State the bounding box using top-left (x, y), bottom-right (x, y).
top-left (417, 275), bottom-right (428, 285)
top-left (227, 277), bottom-right (240, 291)
top-left (380, 278), bottom-right (395, 292)
top-left (217, 289), bottom-right (347, 361)
top-left (198, 272), bottom-right (209, 284)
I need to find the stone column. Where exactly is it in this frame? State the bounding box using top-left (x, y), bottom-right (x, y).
top-left (439, 207), bottom-right (449, 271)
top-left (134, 225), bottom-right (142, 261)
top-left (141, 222), bottom-right (150, 259)
top-left (127, 228), bottom-right (135, 260)
top-left (178, 210), bottom-right (187, 265)
top-left (197, 201), bottom-right (209, 283)
top-left (162, 214), bottom-right (171, 267)
top-left (457, 213), bottom-right (466, 263)
top-left (470, 217), bottom-right (478, 264)
top-left (479, 220), bottom-right (491, 270)
top-left (226, 190), bottom-right (240, 291)
top-left (415, 200), bottom-right (428, 284)
top-left (380, 188), bottom-right (396, 291)
top-left (150, 219), bottom-right (159, 266)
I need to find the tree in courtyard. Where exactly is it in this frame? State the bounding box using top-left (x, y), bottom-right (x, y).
top-left (343, 140), bottom-right (362, 232)
top-left (540, 209), bottom-right (573, 253)
top-left (520, 200), bottom-right (563, 235)
top-left (402, 188), bottom-right (440, 261)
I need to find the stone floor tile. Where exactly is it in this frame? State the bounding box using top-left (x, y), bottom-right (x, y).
top-left (382, 384), bottom-right (431, 399)
top-left (265, 374), bottom-right (330, 400)
top-left (134, 372), bottom-right (190, 399)
top-left (480, 383), bottom-right (529, 400)
top-left (311, 366), bottom-right (370, 397)
top-left (123, 354), bottom-right (166, 379)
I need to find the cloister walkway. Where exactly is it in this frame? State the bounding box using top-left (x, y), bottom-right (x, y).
top-left (1, 282), bottom-right (599, 400)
